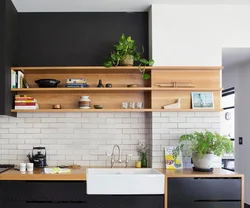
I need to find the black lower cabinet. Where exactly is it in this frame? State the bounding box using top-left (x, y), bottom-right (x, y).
top-left (0, 181), bottom-right (164, 208)
top-left (0, 201), bottom-right (87, 208)
top-left (168, 177), bottom-right (242, 208)
top-left (88, 195), bottom-right (164, 208)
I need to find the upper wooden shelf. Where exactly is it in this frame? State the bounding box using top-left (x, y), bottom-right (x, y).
top-left (11, 108), bottom-right (223, 113)
top-left (11, 87), bottom-right (223, 92)
top-left (11, 66), bottom-right (223, 71)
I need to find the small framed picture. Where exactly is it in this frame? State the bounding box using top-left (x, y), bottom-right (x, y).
top-left (191, 92), bottom-right (214, 109)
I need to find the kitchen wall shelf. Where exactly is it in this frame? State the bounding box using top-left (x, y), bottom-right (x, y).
top-left (11, 66), bottom-right (223, 113)
top-left (11, 66), bottom-right (223, 71)
top-left (11, 88), bottom-right (223, 92)
top-left (11, 108), bottom-right (224, 113)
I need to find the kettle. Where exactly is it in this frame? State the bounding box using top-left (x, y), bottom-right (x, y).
top-left (27, 147), bottom-right (47, 168)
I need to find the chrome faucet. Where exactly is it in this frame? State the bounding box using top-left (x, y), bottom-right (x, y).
top-left (111, 145), bottom-right (122, 168)
top-left (109, 145), bottom-right (132, 168)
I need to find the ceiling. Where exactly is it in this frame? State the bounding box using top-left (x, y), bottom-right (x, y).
top-left (11, 0), bottom-right (250, 12)
top-left (222, 48), bottom-right (250, 70)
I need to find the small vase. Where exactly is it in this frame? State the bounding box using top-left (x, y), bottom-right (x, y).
top-left (141, 152), bottom-right (147, 168)
top-left (78, 96), bottom-right (91, 109)
top-left (97, 79), bottom-right (104, 88)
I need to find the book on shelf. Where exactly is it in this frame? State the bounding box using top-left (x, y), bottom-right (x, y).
top-left (15, 102), bottom-right (37, 106)
top-left (11, 70), bottom-right (29, 88)
top-left (14, 106), bottom-right (39, 110)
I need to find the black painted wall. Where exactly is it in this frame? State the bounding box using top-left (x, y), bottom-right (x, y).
top-left (0, 0), bottom-right (18, 115)
top-left (16, 12), bottom-right (149, 66)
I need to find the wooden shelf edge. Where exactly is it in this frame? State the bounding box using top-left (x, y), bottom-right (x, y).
top-left (11, 87), bottom-right (223, 92)
top-left (11, 87), bottom-right (153, 92)
top-left (11, 66), bottom-right (223, 71)
top-left (11, 109), bottom-right (223, 113)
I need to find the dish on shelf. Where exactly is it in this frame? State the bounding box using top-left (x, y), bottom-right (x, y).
top-left (52, 104), bottom-right (62, 109)
top-left (35, 79), bottom-right (60, 88)
top-left (127, 84), bottom-right (138, 88)
top-left (94, 105), bottom-right (104, 109)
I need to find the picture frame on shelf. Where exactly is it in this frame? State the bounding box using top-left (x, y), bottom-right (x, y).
top-left (191, 92), bottom-right (214, 109)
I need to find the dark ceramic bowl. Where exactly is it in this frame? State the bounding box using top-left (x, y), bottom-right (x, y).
top-left (35, 79), bottom-right (60, 88)
top-left (94, 105), bottom-right (104, 109)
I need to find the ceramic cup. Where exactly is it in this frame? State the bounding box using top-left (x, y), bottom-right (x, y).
top-left (20, 163), bottom-right (26, 172)
top-left (26, 163), bottom-right (34, 172)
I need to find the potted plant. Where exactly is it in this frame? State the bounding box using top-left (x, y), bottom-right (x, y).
top-left (179, 130), bottom-right (233, 170)
top-left (104, 34), bottom-right (154, 79)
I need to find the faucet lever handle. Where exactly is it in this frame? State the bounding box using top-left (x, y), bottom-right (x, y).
top-left (125, 154), bottom-right (133, 167)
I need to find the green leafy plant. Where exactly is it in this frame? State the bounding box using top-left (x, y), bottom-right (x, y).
top-left (179, 130), bottom-right (233, 158)
top-left (104, 34), bottom-right (154, 79)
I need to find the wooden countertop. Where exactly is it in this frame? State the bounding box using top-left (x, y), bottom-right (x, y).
top-left (0, 167), bottom-right (243, 181)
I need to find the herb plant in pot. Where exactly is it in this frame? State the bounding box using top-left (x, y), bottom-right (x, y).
top-left (179, 130), bottom-right (233, 171)
top-left (104, 34), bottom-right (154, 79)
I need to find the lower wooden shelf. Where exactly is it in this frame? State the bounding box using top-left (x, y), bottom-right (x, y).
top-left (11, 109), bottom-right (223, 113)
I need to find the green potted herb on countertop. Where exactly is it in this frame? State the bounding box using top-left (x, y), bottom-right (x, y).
top-left (104, 34), bottom-right (154, 79)
top-left (179, 130), bottom-right (233, 171)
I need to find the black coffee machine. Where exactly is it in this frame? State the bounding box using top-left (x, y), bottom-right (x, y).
top-left (27, 147), bottom-right (47, 168)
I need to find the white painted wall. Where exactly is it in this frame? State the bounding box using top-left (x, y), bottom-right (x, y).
top-left (150, 5), bottom-right (250, 66)
top-left (150, 4), bottom-right (250, 204)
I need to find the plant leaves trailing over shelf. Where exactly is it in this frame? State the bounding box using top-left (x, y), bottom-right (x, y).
top-left (104, 34), bottom-right (154, 79)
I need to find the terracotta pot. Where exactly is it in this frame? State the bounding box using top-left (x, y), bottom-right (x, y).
top-left (120, 55), bottom-right (134, 66)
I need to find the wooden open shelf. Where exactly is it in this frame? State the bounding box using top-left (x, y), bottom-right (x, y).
top-left (11, 108), bottom-right (224, 113)
top-left (11, 88), bottom-right (223, 92)
top-left (11, 66), bottom-right (223, 113)
top-left (11, 66), bottom-right (223, 71)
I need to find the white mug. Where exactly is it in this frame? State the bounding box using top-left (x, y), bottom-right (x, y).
top-left (26, 163), bottom-right (34, 172)
top-left (20, 163), bottom-right (26, 172)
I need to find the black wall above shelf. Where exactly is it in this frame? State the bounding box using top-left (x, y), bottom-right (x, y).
top-left (16, 12), bottom-right (149, 66)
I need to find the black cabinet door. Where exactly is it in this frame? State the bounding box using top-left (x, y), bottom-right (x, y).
top-left (168, 178), bottom-right (241, 208)
top-left (0, 201), bottom-right (87, 208)
top-left (88, 195), bottom-right (164, 208)
top-left (0, 181), bottom-right (88, 201)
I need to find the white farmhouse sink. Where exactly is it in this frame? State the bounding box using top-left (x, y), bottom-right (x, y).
top-left (86, 168), bottom-right (165, 195)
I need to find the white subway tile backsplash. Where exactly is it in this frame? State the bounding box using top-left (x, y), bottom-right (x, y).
top-left (195, 123), bottom-right (212, 128)
top-left (0, 129), bottom-right (9, 133)
top-left (98, 113), bottom-right (115, 118)
top-left (161, 112), bottom-right (178, 117)
top-left (178, 123), bottom-right (195, 128)
top-left (0, 111), bottom-right (220, 168)
top-left (115, 124), bottom-right (130, 129)
top-left (9, 139), bottom-right (25, 144)
top-left (123, 118), bottom-right (138, 123)
top-left (25, 129), bottom-right (41, 134)
top-left (24, 118), bottom-right (41, 123)
top-left (0, 150), bottom-right (9, 154)
top-left (10, 129), bottom-right (25, 134)
top-left (66, 112), bottom-right (82, 118)
top-left (0, 139), bottom-right (9, 144)
top-left (178, 112), bottom-right (195, 117)
top-left (123, 129), bottom-right (139, 134)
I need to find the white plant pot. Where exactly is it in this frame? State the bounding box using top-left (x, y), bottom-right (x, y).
top-left (192, 153), bottom-right (214, 169)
